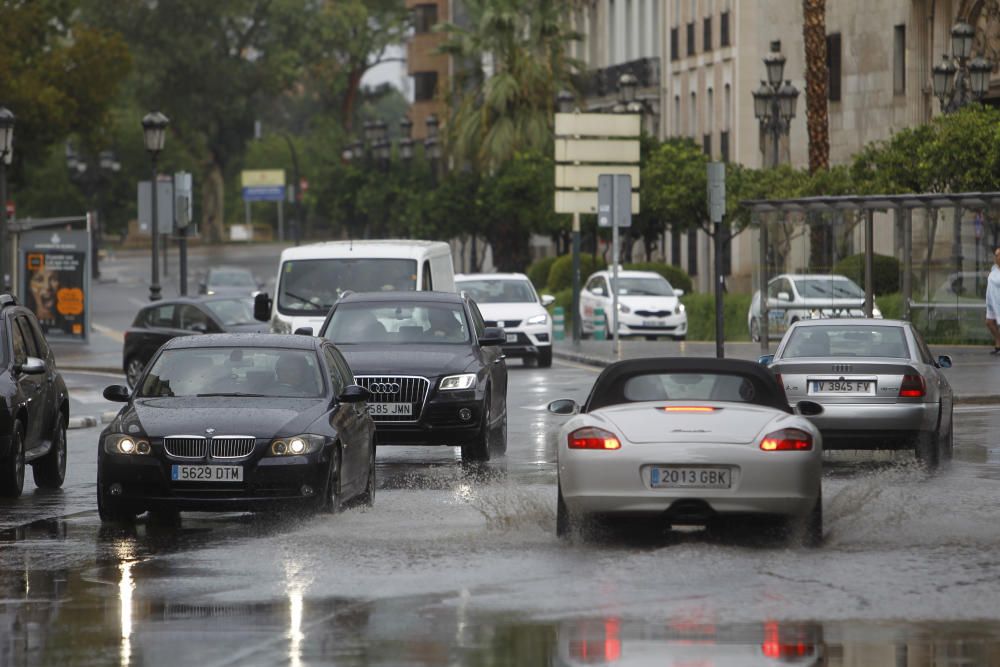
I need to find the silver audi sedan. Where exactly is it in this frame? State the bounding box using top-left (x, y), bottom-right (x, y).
top-left (761, 319), bottom-right (954, 468)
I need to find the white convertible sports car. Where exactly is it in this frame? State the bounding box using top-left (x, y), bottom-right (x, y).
top-left (548, 358), bottom-right (824, 545)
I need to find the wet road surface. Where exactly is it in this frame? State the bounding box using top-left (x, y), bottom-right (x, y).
top-left (2, 365), bottom-right (1000, 665)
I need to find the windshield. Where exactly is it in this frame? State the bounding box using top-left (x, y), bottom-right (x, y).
top-left (610, 276), bottom-right (675, 296)
top-left (139, 347), bottom-right (324, 398)
top-left (623, 372), bottom-right (763, 403)
top-left (203, 298), bottom-right (257, 327)
top-left (209, 269), bottom-right (255, 287)
top-left (457, 279), bottom-right (537, 303)
top-left (782, 325), bottom-right (910, 359)
top-left (277, 258), bottom-right (418, 315)
top-left (793, 278), bottom-right (864, 299)
top-left (324, 302), bottom-right (470, 344)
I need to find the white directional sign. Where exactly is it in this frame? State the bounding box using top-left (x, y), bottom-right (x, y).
top-left (555, 138), bottom-right (640, 163)
top-left (555, 113), bottom-right (641, 137)
top-left (554, 111), bottom-right (641, 215)
top-left (556, 165), bottom-right (641, 189)
top-left (554, 190), bottom-right (641, 214)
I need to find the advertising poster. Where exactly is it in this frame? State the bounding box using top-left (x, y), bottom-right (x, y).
top-left (20, 229), bottom-right (90, 343)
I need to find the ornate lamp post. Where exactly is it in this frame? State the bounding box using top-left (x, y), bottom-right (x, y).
top-left (0, 107), bottom-right (14, 293)
top-left (399, 118), bottom-right (414, 164)
top-left (932, 22), bottom-right (994, 114)
top-left (751, 45), bottom-right (799, 168)
top-left (141, 111), bottom-right (169, 301)
top-left (67, 144), bottom-right (121, 280)
top-left (424, 114), bottom-right (442, 185)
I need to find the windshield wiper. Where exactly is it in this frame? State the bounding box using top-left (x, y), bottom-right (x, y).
top-left (282, 290), bottom-right (330, 309)
top-left (195, 392), bottom-right (269, 397)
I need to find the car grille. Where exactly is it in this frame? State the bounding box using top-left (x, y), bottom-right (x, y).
top-left (486, 320), bottom-right (522, 328)
top-left (163, 436), bottom-right (256, 459)
top-left (635, 310), bottom-right (672, 317)
top-left (354, 375), bottom-right (429, 423)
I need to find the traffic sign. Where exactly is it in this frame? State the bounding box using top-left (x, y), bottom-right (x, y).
top-left (707, 162), bottom-right (726, 223)
top-left (556, 165), bottom-right (640, 189)
top-left (241, 169), bottom-right (286, 202)
top-left (555, 138), bottom-right (640, 163)
top-left (555, 113), bottom-right (641, 137)
top-left (554, 190), bottom-right (641, 215)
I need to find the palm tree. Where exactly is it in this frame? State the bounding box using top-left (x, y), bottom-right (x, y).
top-left (436, 0), bottom-right (582, 171)
top-left (802, 0), bottom-right (830, 173)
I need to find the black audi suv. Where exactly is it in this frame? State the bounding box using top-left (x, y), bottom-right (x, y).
top-left (98, 334), bottom-right (375, 521)
top-left (312, 291), bottom-right (508, 463)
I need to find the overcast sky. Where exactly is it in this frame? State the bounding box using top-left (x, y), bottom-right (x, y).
top-left (360, 45), bottom-right (411, 101)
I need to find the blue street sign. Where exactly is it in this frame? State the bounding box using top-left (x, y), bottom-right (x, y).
top-left (242, 186), bottom-right (286, 202)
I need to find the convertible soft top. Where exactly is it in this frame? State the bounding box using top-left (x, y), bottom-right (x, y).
top-left (583, 357), bottom-right (790, 413)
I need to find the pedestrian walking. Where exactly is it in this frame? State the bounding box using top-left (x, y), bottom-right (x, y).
top-left (987, 246), bottom-right (1000, 354)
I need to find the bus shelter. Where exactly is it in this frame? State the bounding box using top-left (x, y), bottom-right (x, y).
top-left (740, 192), bottom-right (1000, 352)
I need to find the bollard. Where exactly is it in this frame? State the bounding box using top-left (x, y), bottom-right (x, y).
top-left (552, 306), bottom-right (565, 341)
top-left (593, 307), bottom-right (606, 341)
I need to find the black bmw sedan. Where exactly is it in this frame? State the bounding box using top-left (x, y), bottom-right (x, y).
top-left (314, 291), bottom-right (508, 463)
top-left (98, 334), bottom-right (375, 522)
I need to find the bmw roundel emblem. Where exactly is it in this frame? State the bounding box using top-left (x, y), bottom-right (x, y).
top-left (206, 427), bottom-right (216, 435)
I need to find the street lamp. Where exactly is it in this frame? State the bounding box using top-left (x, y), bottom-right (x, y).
top-left (557, 89), bottom-right (576, 113)
top-left (141, 111), bottom-right (169, 301)
top-left (932, 22), bottom-right (994, 113)
top-left (66, 143), bottom-right (121, 280)
top-left (752, 45), bottom-right (799, 168)
top-left (0, 107), bottom-right (14, 293)
top-left (399, 118), bottom-right (414, 163)
top-left (424, 114), bottom-right (442, 184)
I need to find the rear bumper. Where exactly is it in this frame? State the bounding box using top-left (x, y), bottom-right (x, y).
top-left (806, 402), bottom-right (938, 449)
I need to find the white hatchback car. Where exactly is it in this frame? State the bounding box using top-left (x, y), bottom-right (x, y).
top-left (580, 269), bottom-right (687, 340)
top-left (748, 274), bottom-right (882, 341)
top-left (456, 273), bottom-right (555, 367)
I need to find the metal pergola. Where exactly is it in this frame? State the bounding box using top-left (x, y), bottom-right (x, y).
top-left (740, 192), bottom-right (1000, 352)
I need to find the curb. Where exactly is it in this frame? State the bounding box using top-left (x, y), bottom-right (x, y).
top-left (56, 365), bottom-right (124, 375)
top-left (68, 416), bottom-right (98, 430)
top-left (552, 350), bottom-right (1000, 406)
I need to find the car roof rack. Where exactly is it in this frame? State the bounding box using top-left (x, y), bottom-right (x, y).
top-left (0, 293), bottom-right (18, 308)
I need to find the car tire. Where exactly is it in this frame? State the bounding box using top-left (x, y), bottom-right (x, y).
top-left (461, 391), bottom-right (492, 463)
top-left (97, 472), bottom-right (137, 523)
top-left (0, 420), bottom-right (26, 498)
top-left (320, 446), bottom-right (343, 513)
top-left (125, 357), bottom-right (145, 390)
top-left (940, 410), bottom-right (954, 463)
top-left (750, 317), bottom-right (761, 342)
top-left (537, 347), bottom-right (553, 368)
top-left (914, 431), bottom-right (940, 470)
top-left (490, 409), bottom-right (507, 456)
top-left (556, 483), bottom-right (571, 539)
top-left (797, 491), bottom-right (823, 548)
top-left (32, 412), bottom-right (67, 489)
top-left (354, 440), bottom-right (376, 508)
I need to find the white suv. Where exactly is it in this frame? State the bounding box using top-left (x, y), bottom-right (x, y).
top-left (456, 273), bottom-right (555, 367)
top-left (579, 269), bottom-right (687, 340)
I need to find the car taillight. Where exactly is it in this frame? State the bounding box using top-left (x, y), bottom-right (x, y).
top-left (760, 428), bottom-right (812, 451)
top-left (568, 427), bottom-right (621, 450)
top-left (899, 374), bottom-right (926, 398)
top-left (762, 621), bottom-right (813, 659)
top-left (662, 406), bottom-right (717, 413)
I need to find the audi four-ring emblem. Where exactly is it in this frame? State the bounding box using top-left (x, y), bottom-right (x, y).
top-left (368, 382), bottom-right (401, 394)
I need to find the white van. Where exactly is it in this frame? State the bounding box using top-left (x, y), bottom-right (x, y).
top-left (254, 240), bottom-right (456, 334)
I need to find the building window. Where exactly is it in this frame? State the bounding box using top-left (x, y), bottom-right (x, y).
top-left (412, 4), bottom-right (438, 34)
top-left (723, 83), bottom-right (731, 130)
top-left (703, 16), bottom-right (712, 51)
top-left (703, 133), bottom-right (712, 155)
top-left (689, 92), bottom-right (697, 137)
top-left (687, 230), bottom-right (698, 276)
top-left (687, 21), bottom-right (696, 55)
top-left (893, 24), bottom-right (906, 95)
top-left (673, 94), bottom-right (681, 135)
top-left (720, 130), bottom-right (730, 162)
top-left (720, 11), bottom-right (730, 46)
top-left (414, 72), bottom-right (438, 101)
top-left (707, 87), bottom-right (714, 133)
top-left (671, 26), bottom-right (679, 61)
top-left (827, 33), bottom-right (842, 101)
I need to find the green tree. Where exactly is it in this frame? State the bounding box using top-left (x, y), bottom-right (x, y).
top-left (438, 0), bottom-right (581, 170)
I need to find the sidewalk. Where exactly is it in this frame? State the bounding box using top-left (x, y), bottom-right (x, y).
top-left (553, 338), bottom-right (1000, 404)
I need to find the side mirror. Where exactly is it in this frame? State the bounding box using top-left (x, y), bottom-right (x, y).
top-left (547, 399), bottom-right (580, 415)
top-left (673, 288), bottom-right (685, 297)
top-left (540, 294), bottom-right (556, 308)
top-left (253, 292), bottom-right (272, 322)
top-left (338, 384), bottom-right (370, 404)
top-left (190, 323), bottom-right (210, 334)
top-left (937, 355), bottom-right (953, 369)
top-left (795, 400), bottom-right (824, 417)
top-left (16, 357), bottom-right (46, 375)
top-left (777, 291), bottom-right (791, 302)
top-left (294, 326), bottom-right (314, 336)
top-left (103, 385), bottom-right (131, 403)
top-left (758, 354), bottom-right (774, 366)
top-left (479, 326), bottom-right (505, 346)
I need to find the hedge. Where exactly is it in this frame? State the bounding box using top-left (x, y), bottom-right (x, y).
top-left (526, 256), bottom-right (557, 291)
top-left (680, 293), bottom-right (753, 342)
top-left (546, 254), bottom-right (603, 292)
top-left (832, 253), bottom-right (901, 295)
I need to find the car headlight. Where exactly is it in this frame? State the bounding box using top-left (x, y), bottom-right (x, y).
top-left (617, 303), bottom-right (631, 314)
top-left (440, 373), bottom-right (477, 390)
top-left (103, 434), bottom-right (151, 456)
top-left (526, 313), bottom-right (548, 325)
top-left (678, 304), bottom-right (686, 313)
top-left (270, 434), bottom-right (326, 456)
top-left (206, 290), bottom-right (216, 295)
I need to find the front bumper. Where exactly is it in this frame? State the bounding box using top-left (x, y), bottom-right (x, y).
top-left (616, 313), bottom-right (688, 337)
top-left (500, 324), bottom-right (552, 357)
top-left (559, 442), bottom-right (820, 520)
top-left (98, 448), bottom-right (331, 513)
top-left (806, 401), bottom-right (939, 449)
top-left (374, 392), bottom-right (484, 446)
